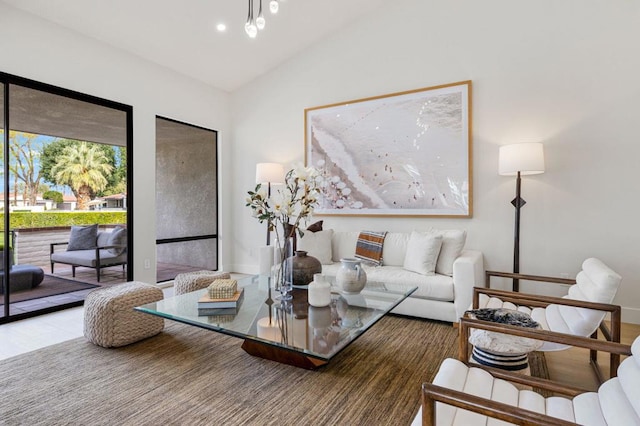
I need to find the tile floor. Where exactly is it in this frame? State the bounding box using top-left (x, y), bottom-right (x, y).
top-left (0, 273), bottom-right (248, 361)
top-left (0, 286), bottom-right (175, 361)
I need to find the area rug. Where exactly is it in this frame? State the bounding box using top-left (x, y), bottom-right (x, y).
top-left (1, 275), bottom-right (98, 303)
top-left (0, 316), bottom-right (549, 425)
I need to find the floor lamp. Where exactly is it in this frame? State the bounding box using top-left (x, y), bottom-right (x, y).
top-left (255, 162), bottom-right (284, 246)
top-left (498, 143), bottom-right (545, 292)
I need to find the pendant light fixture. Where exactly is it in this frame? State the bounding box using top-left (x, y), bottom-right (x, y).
top-left (269, 0), bottom-right (279, 14)
top-left (245, 0), bottom-right (282, 38)
top-left (256, 0), bottom-right (266, 30)
top-left (245, 0), bottom-right (257, 38)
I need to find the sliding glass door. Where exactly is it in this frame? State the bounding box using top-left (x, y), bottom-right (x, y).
top-left (155, 116), bottom-right (218, 282)
top-left (0, 72), bottom-right (132, 323)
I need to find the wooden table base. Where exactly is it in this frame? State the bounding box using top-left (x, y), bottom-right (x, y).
top-left (241, 339), bottom-right (327, 370)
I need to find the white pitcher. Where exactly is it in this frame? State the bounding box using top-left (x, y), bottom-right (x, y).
top-left (336, 258), bottom-right (367, 294)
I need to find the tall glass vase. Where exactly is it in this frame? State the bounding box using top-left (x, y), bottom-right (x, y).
top-left (274, 234), bottom-right (294, 301)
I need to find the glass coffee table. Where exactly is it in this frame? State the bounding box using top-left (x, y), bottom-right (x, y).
top-left (135, 275), bottom-right (416, 369)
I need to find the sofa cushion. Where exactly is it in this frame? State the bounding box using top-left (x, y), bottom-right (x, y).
top-left (354, 231), bottom-right (387, 266)
top-left (107, 226), bottom-right (127, 256)
top-left (403, 231), bottom-right (442, 275)
top-left (381, 232), bottom-right (410, 267)
top-left (369, 266), bottom-right (454, 301)
top-left (322, 263), bottom-right (455, 301)
top-left (67, 224), bottom-right (98, 251)
top-left (331, 232), bottom-right (359, 262)
top-left (298, 229), bottom-right (333, 264)
top-left (51, 249), bottom-right (127, 268)
top-left (433, 229), bottom-right (467, 276)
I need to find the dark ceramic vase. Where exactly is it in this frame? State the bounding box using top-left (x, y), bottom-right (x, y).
top-left (290, 250), bottom-right (321, 286)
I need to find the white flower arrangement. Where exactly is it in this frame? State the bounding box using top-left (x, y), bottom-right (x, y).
top-left (246, 164), bottom-right (321, 242)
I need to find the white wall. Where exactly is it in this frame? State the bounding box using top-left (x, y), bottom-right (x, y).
top-left (0, 3), bottom-right (231, 283)
top-left (230, 0), bottom-right (640, 322)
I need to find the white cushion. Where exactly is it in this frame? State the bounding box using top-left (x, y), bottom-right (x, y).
top-left (381, 232), bottom-right (410, 266)
top-left (478, 258), bottom-right (621, 352)
top-left (573, 392), bottom-right (607, 426)
top-left (331, 231), bottom-right (359, 262)
top-left (598, 377), bottom-right (640, 425)
top-left (428, 335), bottom-right (640, 426)
top-left (572, 257), bottom-right (621, 304)
top-left (403, 231), bottom-right (442, 276)
top-left (545, 396), bottom-right (576, 422)
top-left (487, 379), bottom-right (519, 426)
top-left (369, 266), bottom-right (454, 301)
top-left (322, 263), bottom-right (455, 301)
top-left (432, 229), bottom-right (467, 276)
top-left (298, 229), bottom-right (334, 265)
top-left (431, 358), bottom-right (578, 425)
top-left (617, 356), bottom-right (640, 418)
top-left (517, 389), bottom-right (546, 414)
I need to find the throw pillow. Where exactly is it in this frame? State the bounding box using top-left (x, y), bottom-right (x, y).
top-left (433, 229), bottom-right (467, 276)
top-left (67, 224), bottom-right (98, 251)
top-left (298, 229), bottom-right (334, 265)
top-left (354, 231), bottom-right (387, 266)
top-left (107, 226), bottom-right (127, 256)
top-left (403, 231), bottom-right (443, 276)
top-left (306, 220), bottom-right (323, 233)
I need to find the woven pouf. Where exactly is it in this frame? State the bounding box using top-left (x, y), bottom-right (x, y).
top-left (173, 270), bottom-right (231, 295)
top-left (84, 281), bottom-right (164, 348)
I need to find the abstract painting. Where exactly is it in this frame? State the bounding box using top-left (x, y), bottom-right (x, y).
top-left (304, 81), bottom-right (472, 217)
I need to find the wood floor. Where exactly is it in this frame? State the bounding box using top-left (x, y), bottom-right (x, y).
top-left (545, 321), bottom-right (640, 390)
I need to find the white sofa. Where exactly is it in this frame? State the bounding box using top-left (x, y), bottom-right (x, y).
top-left (298, 229), bottom-right (485, 323)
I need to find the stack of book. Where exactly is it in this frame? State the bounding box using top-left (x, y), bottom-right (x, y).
top-left (197, 287), bottom-right (244, 316)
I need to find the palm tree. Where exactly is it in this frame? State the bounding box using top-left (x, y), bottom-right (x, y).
top-left (51, 142), bottom-right (113, 210)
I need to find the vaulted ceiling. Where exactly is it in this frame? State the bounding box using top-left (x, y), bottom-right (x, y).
top-left (2, 0), bottom-right (387, 92)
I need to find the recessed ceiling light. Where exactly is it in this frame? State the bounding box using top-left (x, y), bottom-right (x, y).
top-left (216, 23), bottom-right (227, 32)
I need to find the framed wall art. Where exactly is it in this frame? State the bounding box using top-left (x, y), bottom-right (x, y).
top-left (304, 80), bottom-right (472, 217)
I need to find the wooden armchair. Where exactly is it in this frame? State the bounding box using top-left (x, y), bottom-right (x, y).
top-left (420, 316), bottom-right (635, 425)
top-left (480, 258), bottom-right (622, 382)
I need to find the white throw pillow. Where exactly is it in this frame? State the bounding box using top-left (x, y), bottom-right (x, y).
top-left (403, 231), bottom-right (443, 276)
top-left (433, 229), bottom-right (467, 276)
top-left (298, 229), bottom-right (334, 265)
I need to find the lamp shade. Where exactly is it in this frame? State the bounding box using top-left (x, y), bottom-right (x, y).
top-left (255, 163), bottom-right (284, 184)
top-left (498, 143), bottom-right (545, 176)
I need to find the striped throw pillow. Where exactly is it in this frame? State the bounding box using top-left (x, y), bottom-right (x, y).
top-left (354, 231), bottom-right (387, 266)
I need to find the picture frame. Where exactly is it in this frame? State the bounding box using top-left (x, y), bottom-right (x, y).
top-left (304, 80), bottom-right (472, 217)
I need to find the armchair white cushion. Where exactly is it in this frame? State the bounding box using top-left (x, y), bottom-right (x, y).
top-left (414, 335), bottom-right (640, 425)
top-left (478, 258), bottom-right (622, 351)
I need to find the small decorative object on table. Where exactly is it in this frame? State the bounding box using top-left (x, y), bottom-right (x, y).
top-left (206, 279), bottom-right (237, 299)
top-left (290, 250), bottom-right (322, 287)
top-left (308, 273), bottom-right (331, 307)
top-left (246, 164), bottom-right (321, 300)
top-left (336, 258), bottom-right (367, 294)
top-left (198, 282), bottom-right (244, 316)
top-left (465, 308), bottom-right (543, 372)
